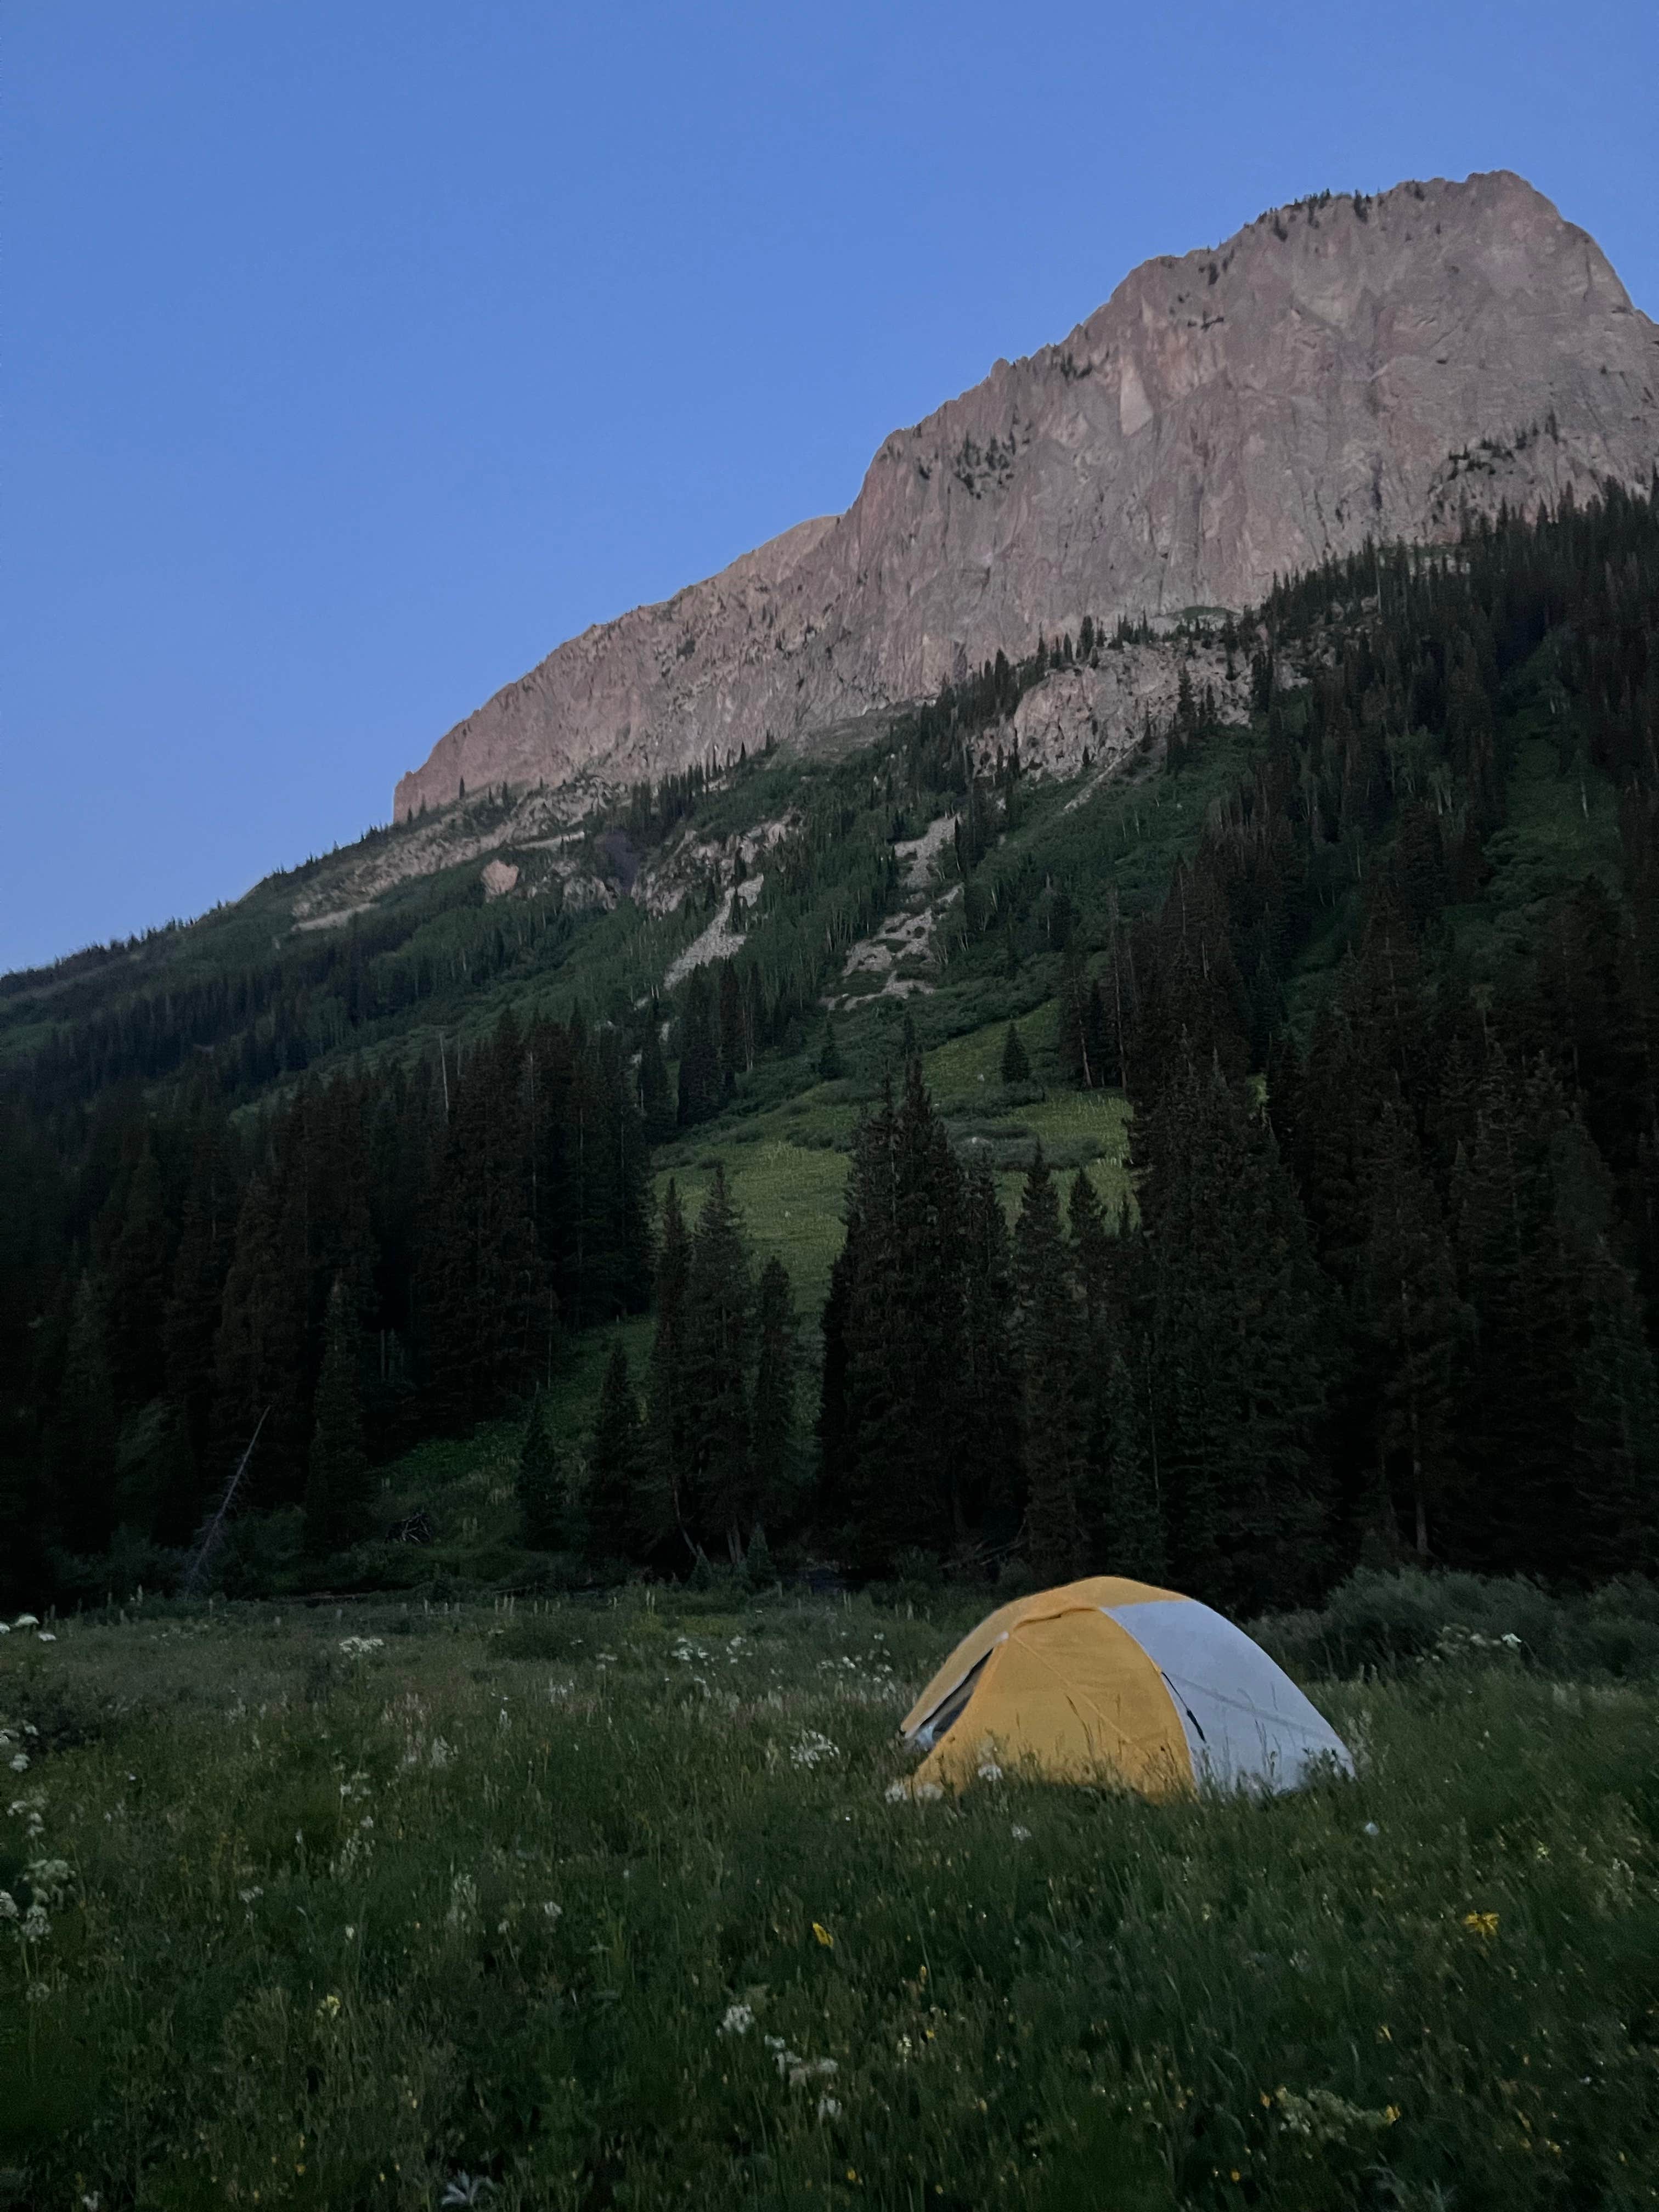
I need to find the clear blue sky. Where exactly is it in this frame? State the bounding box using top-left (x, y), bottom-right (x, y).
top-left (5, 0), bottom-right (1656, 973)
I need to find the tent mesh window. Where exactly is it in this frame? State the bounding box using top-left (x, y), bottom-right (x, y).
top-left (911, 1650), bottom-right (994, 1750)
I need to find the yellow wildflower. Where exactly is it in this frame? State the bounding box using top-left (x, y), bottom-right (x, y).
top-left (1462, 1911), bottom-right (1499, 1939)
top-left (812, 1922), bottom-right (834, 1949)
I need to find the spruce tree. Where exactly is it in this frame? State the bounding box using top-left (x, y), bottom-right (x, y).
top-left (303, 1278), bottom-right (371, 1556)
top-left (1001, 1021), bottom-right (1031, 1086)
top-left (959, 1158), bottom-right (1019, 1545)
top-left (638, 1015), bottom-right (676, 1143)
top-left (749, 1256), bottom-right (798, 1528)
top-left (676, 972), bottom-right (721, 1126)
top-left (103, 1143), bottom-right (170, 1414)
top-left (650, 1179), bottom-right (692, 1539)
top-left (1138, 1045), bottom-right (1333, 1610)
top-left (718, 959), bottom-right (744, 1097)
top-left (828, 1063), bottom-right (971, 1571)
top-left (1101, 1345), bottom-right (1166, 1581)
top-left (587, 1344), bottom-right (656, 1564)
top-left (517, 1389), bottom-right (575, 1551)
top-left (420, 1013), bottom-right (552, 1428)
top-left (212, 1161), bottom-right (309, 1499)
top-left (1013, 1146), bottom-right (1086, 1583)
top-left (1355, 1101), bottom-right (1466, 1558)
top-left (817, 1017), bottom-right (844, 1082)
top-left (683, 1166), bottom-right (753, 1558)
top-left (52, 1271), bottom-right (119, 1556)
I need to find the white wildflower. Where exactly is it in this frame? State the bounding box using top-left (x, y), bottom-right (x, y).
top-left (977, 1758), bottom-right (1004, 1784)
top-left (238, 1886), bottom-right (264, 1906)
top-left (338, 1636), bottom-right (385, 1660)
top-left (8, 1755), bottom-right (27, 1774)
top-left (428, 1737), bottom-right (455, 1769)
top-left (788, 2056), bottom-right (838, 2087)
top-left (13, 1615), bottom-right (38, 1629)
top-left (719, 2002), bottom-right (755, 2037)
top-left (884, 1780), bottom-right (910, 1803)
top-left (816, 2095), bottom-right (842, 2121)
top-left (1363, 1821), bottom-right (1380, 1838)
top-left (440, 2176), bottom-right (495, 2208)
top-left (0, 1891), bottom-right (16, 1921)
top-left (541, 1901), bottom-right (562, 1923)
top-left (791, 1730), bottom-right (839, 1769)
top-left (36, 1633), bottom-right (57, 1644)
top-left (21, 1903), bottom-right (50, 1943)
top-left (1010, 1824), bottom-right (1031, 1843)
top-left (26, 1860), bottom-right (71, 1908)
top-left (445, 1871), bottom-right (479, 1934)
top-left (915, 1782), bottom-right (944, 1803)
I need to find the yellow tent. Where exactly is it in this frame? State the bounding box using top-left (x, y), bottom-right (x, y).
top-left (898, 1576), bottom-right (1352, 1798)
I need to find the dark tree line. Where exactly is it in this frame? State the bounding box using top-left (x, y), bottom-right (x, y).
top-left (819, 481), bottom-right (1659, 1602)
top-left (0, 1009), bottom-right (651, 1600)
top-left (512, 1171), bottom-right (803, 1575)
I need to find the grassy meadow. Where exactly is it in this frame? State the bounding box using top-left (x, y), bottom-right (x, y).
top-left (650, 1003), bottom-right (1134, 1327)
top-left (3, 1581), bottom-right (1658, 2210)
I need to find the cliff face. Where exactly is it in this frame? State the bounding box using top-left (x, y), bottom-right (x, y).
top-left (395, 171), bottom-right (1659, 820)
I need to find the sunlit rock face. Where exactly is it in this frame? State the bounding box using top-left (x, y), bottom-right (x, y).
top-left (395, 171), bottom-right (1659, 820)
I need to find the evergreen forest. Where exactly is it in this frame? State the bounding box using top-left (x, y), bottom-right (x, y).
top-left (4, 479), bottom-right (1659, 1612)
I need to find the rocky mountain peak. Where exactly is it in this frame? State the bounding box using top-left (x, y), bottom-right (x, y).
top-left (394, 171), bottom-right (1658, 822)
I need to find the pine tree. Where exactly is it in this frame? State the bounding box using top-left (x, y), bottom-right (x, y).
top-left (303, 1278), bottom-right (371, 1555)
top-left (817, 1017), bottom-right (844, 1082)
top-left (959, 1158), bottom-right (1019, 1546)
top-left (421, 1013), bottom-right (554, 1426)
top-left (650, 1179), bottom-right (693, 1543)
top-left (212, 1162), bottom-right (308, 1500)
top-left (828, 1063), bottom-right (972, 1571)
top-left (638, 1015), bottom-right (676, 1143)
top-left (1355, 1101), bottom-right (1466, 1558)
top-left (587, 1344), bottom-right (656, 1564)
top-left (1100, 1345), bottom-right (1165, 1581)
top-left (1138, 1046), bottom-right (1333, 1610)
top-left (742, 1521), bottom-right (775, 1589)
top-left (1001, 1022), bottom-right (1031, 1086)
top-left (683, 1166), bottom-right (753, 1558)
top-left (749, 1256), bottom-right (798, 1528)
top-left (517, 1389), bottom-right (575, 1551)
top-left (51, 1271), bottom-right (119, 1556)
top-left (676, 972), bottom-right (721, 1127)
top-left (1013, 1146), bottom-right (1086, 1582)
top-left (718, 960), bottom-right (744, 1097)
top-left (104, 1143), bottom-right (171, 1414)
top-left (165, 1121), bottom-right (239, 1476)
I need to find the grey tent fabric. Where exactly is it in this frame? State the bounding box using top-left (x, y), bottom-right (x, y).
top-left (1103, 1598), bottom-right (1353, 1792)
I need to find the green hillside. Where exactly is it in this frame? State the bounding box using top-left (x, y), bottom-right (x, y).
top-left (3, 484), bottom-right (1659, 1610)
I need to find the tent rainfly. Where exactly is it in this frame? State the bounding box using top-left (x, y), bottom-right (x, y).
top-left (898, 1577), bottom-right (1353, 1798)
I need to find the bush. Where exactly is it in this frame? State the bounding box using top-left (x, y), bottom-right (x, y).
top-left (1255, 1567), bottom-right (1659, 1683)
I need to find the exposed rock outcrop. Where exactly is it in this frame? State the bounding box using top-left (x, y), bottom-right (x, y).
top-left (396, 172), bottom-right (1659, 821)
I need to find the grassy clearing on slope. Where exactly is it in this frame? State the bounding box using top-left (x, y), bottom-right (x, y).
top-left (656, 1144), bottom-right (853, 1319)
top-left (3, 1588), bottom-right (1656, 2210)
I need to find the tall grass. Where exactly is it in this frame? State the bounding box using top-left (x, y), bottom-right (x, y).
top-left (2, 1587), bottom-right (1656, 2209)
